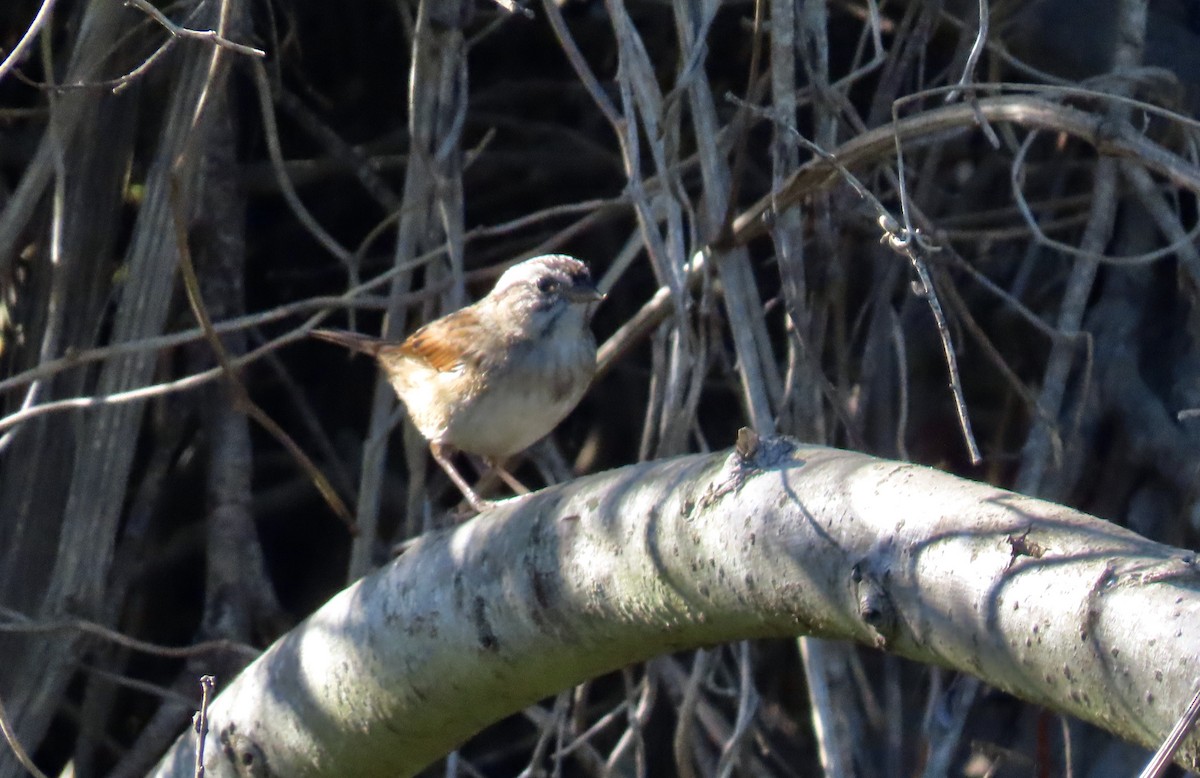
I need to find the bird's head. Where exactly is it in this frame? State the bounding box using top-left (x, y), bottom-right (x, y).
top-left (485, 255), bottom-right (603, 338)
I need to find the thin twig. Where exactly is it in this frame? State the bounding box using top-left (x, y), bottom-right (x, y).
top-left (1017, 0), bottom-right (1147, 495)
top-left (595, 253), bottom-right (706, 380)
top-left (729, 97), bottom-right (982, 461)
top-left (0, 689), bottom-right (50, 778)
top-left (274, 85), bottom-right (401, 212)
top-left (0, 0), bottom-right (58, 88)
top-left (714, 642), bottom-right (759, 777)
top-left (922, 676), bottom-right (981, 777)
top-left (904, 246), bottom-right (982, 464)
top-left (889, 309), bottom-right (911, 461)
top-left (605, 667), bottom-right (656, 774)
top-left (550, 699), bottom-right (624, 764)
top-left (193, 675), bottom-right (215, 778)
top-left (0, 196), bottom-right (624, 434)
top-left (729, 94), bottom-right (1200, 246)
top-left (124, 0), bottom-right (264, 58)
top-left (945, 0), bottom-right (989, 102)
top-left (1138, 680), bottom-right (1200, 778)
top-left (539, 0), bottom-right (621, 129)
top-left (249, 60), bottom-right (356, 276)
top-left (0, 606), bottom-right (258, 660)
top-left (168, 173), bottom-right (355, 530)
top-left (1009, 130), bottom-right (1200, 265)
top-left (897, 79), bottom-right (1200, 135)
top-left (81, 663), bottom-right (198, 708)
top-left (716, 0), bottom-right (766, 243)
top-left (517, 693), bottom-right (570, 778)
top-left (673, 650), bottom-right (713, 778)
top-left (942, 0), bottom-right (1000, 147)
top-left (0, 196), bottom-right (623, 400)
top-left (159, 7), bottom-right (355, 532)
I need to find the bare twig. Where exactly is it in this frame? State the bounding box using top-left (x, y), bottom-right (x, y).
top-left (0, 0), bottom-right (58, 87)
top-left (730, 94), bottom-right (1200, 246)
top-left (193, 675), bottom-right (215, 778)
top-left (1016, 0), bottom-right (1148, 496)
top-left (0, 690), bottom-right (49, 778)
top-left (673, 650), bottom-right (712, 778)
top-left (922, 676), bottom-right (981, 777)
top-left (901, 239), bottom-right (983, 465)
top-left (539, 0), bottom-right (621, 129)
top-left (168, 174), bottom-right (355, 529)
top-left (605, 667), bottom-right (656, 774)
top-left (517, 692), bottom-right (569, 778)
top-left (596, 253), bottom-right (706, 380)
top-left (714, 642), bottom-right (759, 777)
top-left (729, 97), bottom-right (982, 462)
top-left (249, 60), bottom-right (356, 276)
top-left (889, 309), bottom-right (911, 461)
top-left (1009, 131), bottom-right (1200, 265)
top-left (945, 0), bottom-right (989, 102)
top-left (124, 0), bottom-right (264, 58)
top-left (1138, 680), bottom-right (1200, 778)
top-left (0, 606), bottom-right (258, 660)
top-left (0, 195), bottom-right (622, 402)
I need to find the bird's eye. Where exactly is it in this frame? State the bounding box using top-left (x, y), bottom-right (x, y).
top-left (537, 276), bottom-right (559, 295)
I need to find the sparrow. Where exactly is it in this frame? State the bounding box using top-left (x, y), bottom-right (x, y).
top-left (312, 254), bottom-right (602, 512)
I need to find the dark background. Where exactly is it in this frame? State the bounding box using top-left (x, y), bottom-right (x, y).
top-left (2, 0), bottom-right (1200, 775)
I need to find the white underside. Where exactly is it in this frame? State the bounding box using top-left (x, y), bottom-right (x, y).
top-left (443, 374), bottom-right (587, 457)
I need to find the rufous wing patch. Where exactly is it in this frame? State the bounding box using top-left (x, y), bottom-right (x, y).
top-left (397, 309), bottom-right (483, 372)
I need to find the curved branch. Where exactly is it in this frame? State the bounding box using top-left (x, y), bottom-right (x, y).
top-left (0, 0), bottom-right (58, 88)
top-left (151, 435), bottom-right (1200, 776)
top-left (729, 94), bottom-right (1200, 245)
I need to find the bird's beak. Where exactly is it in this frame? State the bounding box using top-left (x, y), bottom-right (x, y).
top-left (567, 278), bottom-right (604, 304)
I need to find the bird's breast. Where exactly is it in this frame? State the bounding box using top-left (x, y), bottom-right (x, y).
top-left (441, 331), bottom-right (596, 458)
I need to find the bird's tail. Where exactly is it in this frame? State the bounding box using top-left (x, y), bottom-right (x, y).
top-left (310, 328), bottom-right (385, 357)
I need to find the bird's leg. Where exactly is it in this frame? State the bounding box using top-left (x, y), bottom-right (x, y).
top-left (467, 454), bottom-right (531, 495)
top-left (485, 457), bottom-right (531, 494)
top-left (429, 442), bottom-right (491, 513)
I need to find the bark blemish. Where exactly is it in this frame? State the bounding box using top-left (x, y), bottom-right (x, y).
top-left (531, 569), bottom-right (554, 612)
top-left (473, 596), bottom-right (499, 652)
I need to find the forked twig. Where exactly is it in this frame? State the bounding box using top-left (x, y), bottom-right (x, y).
top-left (124, 0), bottom-right (264, 58)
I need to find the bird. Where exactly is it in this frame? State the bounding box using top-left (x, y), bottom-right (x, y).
top-left (312, 254), bottom-right (602, 512)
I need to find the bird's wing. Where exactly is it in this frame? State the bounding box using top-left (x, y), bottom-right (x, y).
top-left (397, 308), bottom-right (492, 373)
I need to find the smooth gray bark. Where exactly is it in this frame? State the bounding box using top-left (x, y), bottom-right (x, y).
top-left (152, 436), bottom-right (1200, 776)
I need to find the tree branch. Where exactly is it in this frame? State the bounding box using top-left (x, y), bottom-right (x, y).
top-left (729, 93), bottom-right (1200, 246)
top-left (151, 435), bottom-right (1200, 776)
